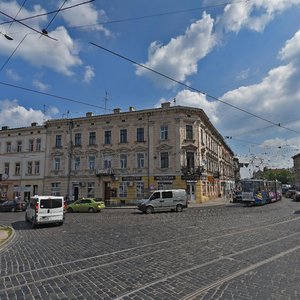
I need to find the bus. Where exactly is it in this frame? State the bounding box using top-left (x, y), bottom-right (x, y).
top-left (240, 179), bottom-right (282, 206)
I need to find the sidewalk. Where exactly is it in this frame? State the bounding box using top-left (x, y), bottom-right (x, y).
top-left (0, 226), bottom-right (13, 249)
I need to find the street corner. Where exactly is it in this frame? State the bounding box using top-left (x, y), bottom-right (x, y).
top-left (0, 225), bottom-right (14, 249)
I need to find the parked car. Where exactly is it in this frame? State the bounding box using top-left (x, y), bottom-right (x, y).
top-left (67, 198), bottom-right (105, 213)
top-left (286, 189), bottom-right (297, 198)
top-left (0, 199), bottom-right (27, 212)
top-left (293, 191), bottom-right (300, 202)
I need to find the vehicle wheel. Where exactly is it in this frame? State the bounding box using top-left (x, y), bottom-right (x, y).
top-left (58, 222), bottom-right (64, 226)
top-left (145, 206), bottom-right (154, 214)
top-left (67, 208), bottom-right (73, 213)
top-left (176, 204), bottom-right (183, 212)
top-left (11, 207), bottom-right (16, 212)
top-left (88, 207), bottom-right (95, 213)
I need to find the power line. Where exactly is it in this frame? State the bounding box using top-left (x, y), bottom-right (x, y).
top-left (0, 80), bottom-right (113, 112)
top-left (7, 0), bottom-right (28, 30)
top-left (89, 42), bottom-right (300, 136)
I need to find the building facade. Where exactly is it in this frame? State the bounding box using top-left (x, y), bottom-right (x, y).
top-left (42, 103), bottom-right (236, 204)
top-left (292, 153), bottom-right (300, 189)
top-left (0, 104), bottom-right (236, 203)
top-left (0, 123), bottom-right (46, 201)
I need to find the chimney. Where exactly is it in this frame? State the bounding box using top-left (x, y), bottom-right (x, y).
top-left (86, 112), bottom-right (93, 117)
top-left (113, 108), bottom-right (121, 114)
top-left (1, 126), bottom-right (9, 130)
top-left (161, 102), bottom-right (171, 109)
top-left (31, 122), bottom-right (37, 127)
top-left (129, 106), bottom-right (136, 112)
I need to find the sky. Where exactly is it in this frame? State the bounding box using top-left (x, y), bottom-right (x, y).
top-left (0, 0), bottom-right (300, 178)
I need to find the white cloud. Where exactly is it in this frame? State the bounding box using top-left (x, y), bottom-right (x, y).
top-left (83, 65), bottom-right (95, 84)
top-left (5, 69), bottom-right (21, 81)
top-left (32, 79), bottom-right (51, 92)
top-left (58, 0), bottom-right (111, 35)
top-left (136, 12), bottom-right (217, 89)
top-left (0, 99), bottom-right (57, 127)
top-left (279, 30), bottom-right (300, 62)
top-left (235, 68), bottom-right (250, 81)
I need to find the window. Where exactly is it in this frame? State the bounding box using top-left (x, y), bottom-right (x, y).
top-left (4, 163), bottom-right (9, 175)
top-left (136, 182), bottom-right (144, 198)
top-left (87, 182), bottom-right (95, 197)
top-left (51, 183), bottom-right (61, 196)
top-left (162, 191), bottom-right (173, 198)
top-left (104, 131), bottom-right (111, 144)
top-left (160, 152), bottom-right (169, 168)
top-left (74, 156), bottom-right (80, 170)
top-left (137, 153), bottom-right (145, 169)
top-left (150, 191), bottom-right (160, 200)
top-left (119, 182), bottom-right (128, 197)
top-left (89, 132), bottom-right (96, 145)
top-left (29, 139), bottom-right (34, 152)
top-left (36, 138), bottom-right (41, 151)
top-left (34, 161), bottom-right (40, 174)
top-left (160, 125), bottom-right (168, 140)
top-left (6, 142), bottom-right (11, 153)
top-left (120, 129), bottom-right (127, 143)
top-left (17, 141), bottom-right (22, 152)
top-left (55, 135), bottom-right (62, 148)
top-left (136, 128), bottom-right (144, 142)
top-left (75, 133), bottom-right (81, 146)
top-left (88, 155), bottom-right (95, 170)
top-left (186, 152), bottom-right (195, 170)
top-left (186, 125), bottom-right (193, 140)
top-left (40, 198), bottom-right (62, 208)
top-left (54, 157), bottom-right (61, 171)
top-left (104, 155), bottom-right (112, 169)
top-left (15, 162), bottom-right (20, 175)
top-left (27, 162), bottom-right (33, 175)
top-left (120, 154), bottom-right (127, 169)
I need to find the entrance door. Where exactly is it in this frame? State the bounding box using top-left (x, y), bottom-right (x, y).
top-left (187, 183), bottom-right (196, 202)
top-left (104, 182), bottom-right (111, 200)
top-left (73, 186), bottom-right (79, 201)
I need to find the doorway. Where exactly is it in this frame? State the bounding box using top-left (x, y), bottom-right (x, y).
top-left (104, 182), bottom-right (111, 200)
top-left (186, 182), bottom-right (196, 202)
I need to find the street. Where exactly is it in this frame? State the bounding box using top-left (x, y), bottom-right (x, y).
top-left (1, 198), bottom-right (300, 299)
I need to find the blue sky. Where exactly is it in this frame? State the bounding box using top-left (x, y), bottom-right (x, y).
top-left (1, 0), bottom-right (300, 177)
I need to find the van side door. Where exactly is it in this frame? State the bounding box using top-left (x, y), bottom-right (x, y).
top-left (161, 191), bottom-right (174, 210)
top-left (149, 191), bottom-right (162, 210)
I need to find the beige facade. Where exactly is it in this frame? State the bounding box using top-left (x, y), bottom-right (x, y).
top-left (43, 103), bottom-right (235, 204)
top-left (0, 123), bottom-right (46, 201)
top-left (292, 153), bottom-right (300, 189)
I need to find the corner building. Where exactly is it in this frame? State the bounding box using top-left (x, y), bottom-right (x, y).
top-left (44, 103), bottom-right (235, 204)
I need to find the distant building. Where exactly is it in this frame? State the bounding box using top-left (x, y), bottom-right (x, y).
top-left (292, 153), bottom-right (300, 189)
top-left (0, 103), bottom-right (236, 204)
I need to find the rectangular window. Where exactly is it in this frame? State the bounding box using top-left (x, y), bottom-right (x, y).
top-left (54, 157), bottom-right (61, 171)
top-left (17, 141), bottom-right (22, 152)
top-left (4, 163), bottom-right (9, 175)
top-left (120, 154), bottom-right (127, 169)
top-left (74, 156), bottom-right (80, 170)
top-left (34, 161), bottom-right (40, 174)
top-left (36, 138), bottom-right (41, 151)
top-left (51, 183), bottom-right (61, 196)
top-left (119, 182), bottom-right (128, 198)
top-left (120, 129), bottom-right (127, 143)
top-left (88, 155), bottom-right (95, 170)
top-left (15, 162), bottom-right (20, 175)
top-left (29, 139), bottom-right (34, 152)
top-left (137, 153), bottom-right (145, 169)
top-left (104, 131), bottom-right (111, 144)
top-left (27, 162), bottom-right (33, 175)
top-left (136, 128), bottom-right (144, 142)
top-left (160, 125), bottom-right (168, 140)
top-left (186, 125), bottom-right (193, 140)
top-left (89, 132), bottom-right (96, 145)
top-left (55, 135), bottom-right (62, 148)
top-left (87, 182), bottom-right (95, 197)
top-left (186, 152), bottom-right (195, 170)
top-left (75, 133), bottom-right (81, 146)
top-left (6, 142), bottom-right (11, 153)
top-left (136, 182), bottom-right (144, 198)
top-left (104, 155), bottom-right (112, 169)
top-left (160, 152), bottom-right (169, 168)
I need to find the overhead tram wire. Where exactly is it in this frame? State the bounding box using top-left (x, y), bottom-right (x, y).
top-left (7, 0), bottom-right (28, 30)
top-left (0, 80), bottom-right (113, 112)
top-left (89, 42), bottom-right (300, 136)
top-left (0, 0), bottom-right (96, 27)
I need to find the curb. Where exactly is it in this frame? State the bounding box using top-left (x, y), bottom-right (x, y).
top-left (0, 226), bottom-right (15, 251)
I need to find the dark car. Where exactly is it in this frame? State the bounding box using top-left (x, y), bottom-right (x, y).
top-left (286, 189), bottom-right (297, 198)
top-left (293, 191), bottom-right (300, 202)
top-left (0, 200), bottom-right (27, 212)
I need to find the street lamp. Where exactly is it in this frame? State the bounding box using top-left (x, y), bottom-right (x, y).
top-left (0, 31), bottom-right (13, 40)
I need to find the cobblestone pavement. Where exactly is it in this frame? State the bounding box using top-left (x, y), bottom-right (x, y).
top-left (1, 198), bottom-right (300, 299)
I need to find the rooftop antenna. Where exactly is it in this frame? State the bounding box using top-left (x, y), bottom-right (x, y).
top-left (104, 91), bottom-right (109, 113)
top-left (42, 104), bottom-right (47, 122)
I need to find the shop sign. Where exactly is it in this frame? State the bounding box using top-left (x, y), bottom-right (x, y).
top-left (154, 175), bottom-right (175, 181)
top-left (181, 174), bottom-right (200, 181)
top-left (122, 176), bottom-right (142, 181)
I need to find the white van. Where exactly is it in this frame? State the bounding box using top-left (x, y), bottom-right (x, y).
top-left (25, 196), bottom-right (65, 228)
top-left (137, 189), bottom-right (187, 214)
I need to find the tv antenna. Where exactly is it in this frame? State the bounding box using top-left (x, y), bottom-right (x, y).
top-left (104, 91), bottom-right (109, 113)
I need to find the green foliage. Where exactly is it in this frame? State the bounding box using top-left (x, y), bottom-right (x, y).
top-left (263, 169), bottom-right (293, 184)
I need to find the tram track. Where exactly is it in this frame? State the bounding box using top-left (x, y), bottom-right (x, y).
top-left (1, 214), bottom-right (300, 295)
